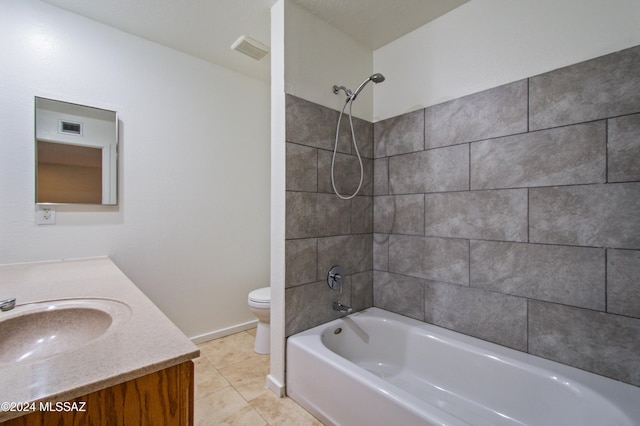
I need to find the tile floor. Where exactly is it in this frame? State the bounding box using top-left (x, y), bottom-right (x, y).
top-left (194, 329), bottom-right (323, 425)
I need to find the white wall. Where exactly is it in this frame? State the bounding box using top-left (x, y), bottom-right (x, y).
top-left (269, 0), bottom-right (286, 396)
top-left (0, 0), bottom-right (271, 340)
top-left (284, 0), bottom-right (373, 121)
top-left (374, 0), bottom-right (640, 121)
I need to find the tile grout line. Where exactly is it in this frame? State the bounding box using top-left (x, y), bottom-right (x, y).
top-left (605, 118), bottom-right (609, 183)
top-left (604, 249), bottom-right (608, 313)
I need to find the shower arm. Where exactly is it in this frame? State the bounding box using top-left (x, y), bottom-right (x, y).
top-left (332, 85), bottom-right (353, 99)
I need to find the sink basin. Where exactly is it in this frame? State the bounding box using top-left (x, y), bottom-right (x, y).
top-left (0, 299), bottom-right (131, 364)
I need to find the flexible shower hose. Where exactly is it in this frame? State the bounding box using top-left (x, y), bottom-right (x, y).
top-left (331, 99), bottom-right (364, 200)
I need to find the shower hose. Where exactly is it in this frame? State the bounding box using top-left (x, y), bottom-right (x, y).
top-left (331, 99), bottom-right (364, 200)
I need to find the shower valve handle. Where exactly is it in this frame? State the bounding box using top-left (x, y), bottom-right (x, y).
top-left (327, 265), bottom-right (344, 290)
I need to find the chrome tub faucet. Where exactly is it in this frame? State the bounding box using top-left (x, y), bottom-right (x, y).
top-left (333, 301), bottom-right (353, 315)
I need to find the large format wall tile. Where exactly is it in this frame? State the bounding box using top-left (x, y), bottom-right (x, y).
top-left (346, 116), bottom-right (374, 159)
top-left (286, 192), bottom-right (351, 239)
top-left (529, 183), bottom-right (640, 249)
top-left (373, 271), bottom-right (424, 320)
top-left (424, 281), bottom-right (528, 351)
top-left (286, 95), bottom-right (339, 151)
top-left (352, 270), bottom-right (373, 312)
top-left (389, 235), bottom-right (469, 285)
top-left (285, 238), bottom-right (317, 287)
top-left (287, 94), bottom-right (373, 155)
top-left (607, 249), bottom-right (640, 318)
top-left (470, 241), bottom-right (605, 310)
top-left (317, 150), bottom-right (373, 196)
top-left (317, 234), bottom-right (373, 279)
top-left (529, 301), bottom-right (640, 386)
top-left (373, 233), bottom-right (389, 271)
top-left (425, 80), bottom-right (528, 149)
top-left (285, 280), bottom-right (351, 336)
top-left (389, 144), bottom-right (469, 194)
top-left (374, 194), bottom-right (424, 235)
top-left (608, 113), bottom-right (640, 183)
top-left (351, 196), bottom-right (373, 234)
top-left (373, 158), bottom-right (389, 195)
top-left (529, 45), bottom-right (640, 130)
top-left (286, 143), bottom-right (317, 192)
top-left (374, 109), bottom-right (424, 157)
top-left (471, 122), bottom-right (606, 189)
top-left (424, 189), bottom-right (528, 241)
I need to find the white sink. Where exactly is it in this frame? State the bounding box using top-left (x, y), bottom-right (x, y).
top-left (0, 299), bottom-right (131, 364)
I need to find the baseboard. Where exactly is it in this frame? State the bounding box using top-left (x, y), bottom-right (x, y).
top-left (266, 374), bottom-right (286, 397)
top-left (190, 319), bottom-right (258, 344)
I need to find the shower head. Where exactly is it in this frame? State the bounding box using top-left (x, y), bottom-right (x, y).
top-left (350, 73), bottom-right (385, 101)
top-left (370, 73), bottom-right (385, 83)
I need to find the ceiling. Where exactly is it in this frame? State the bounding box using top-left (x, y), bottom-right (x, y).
top-left (40, 0), bottom-right (468, 82)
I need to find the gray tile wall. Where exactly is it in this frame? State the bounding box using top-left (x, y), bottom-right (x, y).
top-left (283, 45), bottom-right (640, 386)
top-left (285, 95), bottom-right (374, 336)
top-left (372, 45), bottom-right (640, 386)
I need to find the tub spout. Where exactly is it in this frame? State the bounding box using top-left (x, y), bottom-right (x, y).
top-left (333, 301), bottom-right (353, 314)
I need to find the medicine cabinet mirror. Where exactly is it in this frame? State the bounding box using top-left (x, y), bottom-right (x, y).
top-left (35, 97), bottom-right (118, 205)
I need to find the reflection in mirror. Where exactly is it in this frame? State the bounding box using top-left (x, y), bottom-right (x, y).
top-left (35, 97), bottom-right (118, 205)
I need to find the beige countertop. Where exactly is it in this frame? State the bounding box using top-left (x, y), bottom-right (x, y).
top-left (0, 257), bottom-right (199, 422)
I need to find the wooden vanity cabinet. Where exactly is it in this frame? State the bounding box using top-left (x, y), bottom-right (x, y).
top-left (1, 361), bottom-right (194, 426)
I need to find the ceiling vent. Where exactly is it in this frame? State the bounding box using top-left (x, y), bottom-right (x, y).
top-left (58, 120), bottom-right (83, 136)
top-left (231, 35), bottom-right (269, 61)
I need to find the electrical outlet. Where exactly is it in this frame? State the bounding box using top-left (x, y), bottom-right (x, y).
top-left (37, 206), bottom-right (56, 225)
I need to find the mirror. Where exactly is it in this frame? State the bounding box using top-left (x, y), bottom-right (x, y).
top-left (35, 97), bottom-right (118, 205)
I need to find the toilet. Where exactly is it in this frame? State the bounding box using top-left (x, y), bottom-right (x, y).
top-left (248, 287), bottom-right (271, 354)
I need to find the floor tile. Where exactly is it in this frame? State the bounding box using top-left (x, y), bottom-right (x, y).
top-left (218, 354), bottom-right (270, 401)
top-left (250, 392), bottom-right (324, 426)
top-left (195, 329), bottom-right (322, 425)
top-left (217, 405), bottom-right (268, 426)
top-left (195, 387), bottom-right (250, 425)
top-left (193, 356), bottom-right (230, 400)
top-left (199, 331), bottom-right (261, 369)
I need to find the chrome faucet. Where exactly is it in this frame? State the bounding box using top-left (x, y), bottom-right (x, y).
top-left (333, 301), bottom-right (353, 315)
top-left (1, 298), bottom-right (16, 312)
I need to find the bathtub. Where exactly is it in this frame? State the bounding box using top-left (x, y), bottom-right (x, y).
top-left (286, 308), bottom-right (640, 426)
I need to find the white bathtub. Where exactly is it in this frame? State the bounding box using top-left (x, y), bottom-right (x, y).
top-left (286, 308), bottom-right (640, 426)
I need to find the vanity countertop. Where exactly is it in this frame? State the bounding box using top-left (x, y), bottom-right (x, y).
top-left (0, 257), bottom-right (199, 422)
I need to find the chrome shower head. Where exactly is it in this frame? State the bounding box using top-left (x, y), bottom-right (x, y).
top-left (350, 73), bottom-right (385, 101)
top-left (370, 73), bottom-right (385, 83)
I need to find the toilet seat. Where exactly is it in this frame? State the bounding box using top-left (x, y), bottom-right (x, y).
top-left (248, 287), bottom-right (270, 305)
